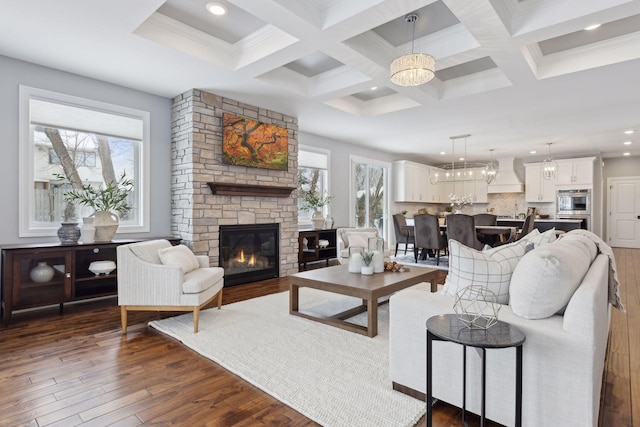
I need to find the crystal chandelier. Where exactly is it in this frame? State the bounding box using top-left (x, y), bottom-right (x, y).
top-left (389, 14), bottom-right (435, 87)
top-left (484, 149), bottom-right (499, 184)
top-left (542, 142), bottom-right (558, 180)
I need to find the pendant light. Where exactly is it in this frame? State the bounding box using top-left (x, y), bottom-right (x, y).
top-left (389, 14), bottom-right (435, 86)
top-left (484, 149), bottom-right (498, 184)
top-left (542, 142), bottom-right (558, 180)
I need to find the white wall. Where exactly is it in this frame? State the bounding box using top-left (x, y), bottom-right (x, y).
top-left (0, 55), bottom-right (172, 244)
top-left (298, 132), bottom-right (402, 229)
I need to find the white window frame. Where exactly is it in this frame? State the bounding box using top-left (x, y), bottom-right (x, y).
top-left (298, 145), bottom-right (331, 229)
top-left (18, 85), bottom-right (151, 237)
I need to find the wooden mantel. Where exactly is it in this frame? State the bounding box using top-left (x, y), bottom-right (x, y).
top-left (207, 182), bottom-right (296, 198)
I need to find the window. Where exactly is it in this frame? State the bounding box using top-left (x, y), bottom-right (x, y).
top-left (297, 146), bottom-right (330, 228)
top-left (19, 86), bottom-right (150, 237)
top-left (350, 155), bottom-right (390, 242)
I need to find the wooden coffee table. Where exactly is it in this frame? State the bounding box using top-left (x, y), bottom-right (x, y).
top-left (290, 264), bottom-right (439, 337)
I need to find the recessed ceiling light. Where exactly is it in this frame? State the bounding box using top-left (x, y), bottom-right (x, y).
top-left (625, 130), bottom-right (635, 134)
top-left (440, 151), bottom-right (446, 155)
top-left (530, 150), bottom-right (537, 154)
top-left (370, 86), bottom-right (378, 91)
top-left (459, 157), bottom-right (464, 161)
top-left (624, 141), bottom-right (632, 145)
top-left (623, 152), bottom-right (631, 156)
top-left (584, 24), bottom-right (601, 31)
top-left (206, 2), bottom-right (228, 16)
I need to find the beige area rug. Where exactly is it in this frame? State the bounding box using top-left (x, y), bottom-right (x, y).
top-left (149, 288), bottom-right (424, 427)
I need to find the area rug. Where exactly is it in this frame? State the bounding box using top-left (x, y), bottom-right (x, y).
top-left (149, 288), bottom-right (425, 427)
top-left (390, 252), bottom-right (449, 270)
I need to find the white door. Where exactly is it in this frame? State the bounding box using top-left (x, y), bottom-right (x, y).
top-left (608, 177), bottom-right (640, 248)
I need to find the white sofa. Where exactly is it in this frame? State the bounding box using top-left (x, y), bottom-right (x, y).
top-left (389, 230), bottom-right (615, 427)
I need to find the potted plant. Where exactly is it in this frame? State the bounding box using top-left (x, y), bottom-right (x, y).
top-left (301, 192), bottom-right (333, 229)
top-left (361, 251), bottom-right (374, 275)
top-left (61, 172), bottom-right (134, 242)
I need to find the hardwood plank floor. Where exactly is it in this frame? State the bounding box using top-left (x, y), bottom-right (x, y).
top-left (0, 253), bottom-right (634, 426)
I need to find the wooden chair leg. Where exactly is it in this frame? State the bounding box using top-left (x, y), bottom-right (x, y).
top-left (120, 306), bottom-right (128, 335)
top-left (193, 307), bottom-right (200, 333)
top-left (217, 289), bottom-right (223, 309)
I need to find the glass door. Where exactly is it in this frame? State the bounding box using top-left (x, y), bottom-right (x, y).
top-left (351, 156), bottom-right (390, 243)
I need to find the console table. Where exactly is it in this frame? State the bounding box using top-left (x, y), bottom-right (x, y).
top-left (298, 229), bottom-right (337, 270)
top-left (1, 238), bottom-right (179, 324)
top-left (426, 314), bottom-right (526, 427)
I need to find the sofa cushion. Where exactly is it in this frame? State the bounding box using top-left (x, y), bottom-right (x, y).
top-left (558, 233), bottom-right (598, 262)
top-left (158, 244), bottom-right (200, 274)
top-left (130, 239), bottom-right (172, 264)
top-left (183, 267), bottom-right (224, 294)
top-left (442, 239), bottom-right (529, 304)
top-left (509, 239), bottom-right (592, 319)
top-left (521, 228), bottom-right (557, 248)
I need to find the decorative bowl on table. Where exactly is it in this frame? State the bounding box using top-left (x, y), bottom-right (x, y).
top-left (88, 260), bottom-right (116, 275)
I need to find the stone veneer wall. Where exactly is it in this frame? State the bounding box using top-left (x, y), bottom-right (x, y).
top-left (171, 89), bottom-right (299, 277)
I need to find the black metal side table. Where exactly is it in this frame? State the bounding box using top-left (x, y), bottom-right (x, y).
top-left (426, 314), bottom-right (526, 427)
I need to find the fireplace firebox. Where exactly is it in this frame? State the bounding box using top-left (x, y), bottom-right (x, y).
top-left (219, 223), bottom-right (279, 287)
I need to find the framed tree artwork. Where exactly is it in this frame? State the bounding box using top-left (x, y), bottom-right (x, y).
top-left (222, 113), bottom-right (289, 171)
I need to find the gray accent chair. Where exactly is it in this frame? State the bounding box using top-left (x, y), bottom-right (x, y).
top-left (392, 214), bottom-right (415, 256)
top-left (445, 214), bottom-right (484, 251)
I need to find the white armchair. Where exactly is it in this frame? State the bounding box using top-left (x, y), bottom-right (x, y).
top-left (117, 239), bottom-right (224, 334)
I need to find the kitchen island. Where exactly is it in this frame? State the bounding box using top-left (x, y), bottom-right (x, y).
top-left (496, 217), bottom-right (585, 232)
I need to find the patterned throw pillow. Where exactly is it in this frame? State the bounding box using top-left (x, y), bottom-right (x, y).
top-left (442, 239), bottom-right (529, 304)
top-left (520, 228), bottom-right (557, 248)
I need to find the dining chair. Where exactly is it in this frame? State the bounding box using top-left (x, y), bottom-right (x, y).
top-left (392, 214), bottom-right (415, 256)
top-left (413, 213), bottom-right (447, 265)
top-left (518, 214), bottom-right (536, 240)
top-left (446, 214), bottom-right (484, 251)
top-left (474, 213), bottom-right (498, 246)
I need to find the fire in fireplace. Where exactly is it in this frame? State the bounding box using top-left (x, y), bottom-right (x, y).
top-left (219, 223), bottom-right (279, 287)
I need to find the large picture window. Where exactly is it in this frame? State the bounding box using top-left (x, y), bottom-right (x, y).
top-left (19, 86), bottom-right (150, 237)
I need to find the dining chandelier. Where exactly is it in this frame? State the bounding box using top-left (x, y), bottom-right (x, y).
top-left (483, 149), bottom-right (499, 184)
top-left (542, 142), bottom-right (558, 180)
top-left (389, 14), bottom-right (435, 87)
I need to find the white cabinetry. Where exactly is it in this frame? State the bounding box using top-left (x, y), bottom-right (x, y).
top-left (447, 168), bottom-right (488, 203)
top-left (555, 158), bottom-right (594, 187)
top-left (525, 163), bottom-right (555, 202)
top-left (394, 160), bottom-right (438, 202)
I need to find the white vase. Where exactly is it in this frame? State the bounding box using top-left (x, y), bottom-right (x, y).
top-left (30, 262), bottom-right (55, 283)
top-left (311, 210), bottom-right (324, 229)
top-left (348, 247), bottom-right (364, 273)
top-left (81, 217), bottom-right (96, 244)
top-left (94, 211), bottom-right (119, 242)
top-left (361, 265), bottom-right (374, 275)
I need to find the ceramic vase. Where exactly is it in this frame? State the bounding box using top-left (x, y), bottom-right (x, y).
top-left (361, 265), bottom-right (374, 275)
top-left (311, 210), bottom-right (325, 229)
top-left (368, 237), bottom-right (385, 273)
top-left (81, 217), bottom-right (96, 244)
top-left (323, 215), bottom-right (334, 229)
top-left (29, 262), bottom-right (55, 283)
top-left (94, 211), bottom-right (119, 242)
top-left (57, 222), bottom-right (81, 245)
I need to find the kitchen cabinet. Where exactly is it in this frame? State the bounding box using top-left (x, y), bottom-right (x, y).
top-left (525, 163), bottom-right (555, 202)
top-left (555, 158), bottom-right (594, 187)
top-left (394, 160), bottom-right (439, 202)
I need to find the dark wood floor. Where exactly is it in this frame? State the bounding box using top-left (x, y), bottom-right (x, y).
top-left (0, 251), bottom-right (635, 426)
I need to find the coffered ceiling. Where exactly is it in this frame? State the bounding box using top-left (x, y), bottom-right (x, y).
top-left (1, 0), bottom-right (639, 164)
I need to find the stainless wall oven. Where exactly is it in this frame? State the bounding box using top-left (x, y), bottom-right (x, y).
top-left (556, 189), bottom-right (591, 230)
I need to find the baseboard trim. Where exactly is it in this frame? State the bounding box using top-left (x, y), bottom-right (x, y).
top-left (392, 382), bottom-right (425, 402)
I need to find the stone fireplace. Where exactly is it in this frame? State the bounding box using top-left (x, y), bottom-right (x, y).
top-left (170, 89), bottom-right (298, 278)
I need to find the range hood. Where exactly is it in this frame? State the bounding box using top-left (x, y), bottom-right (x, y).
top-left (487, 157), bottom-right (525, 193)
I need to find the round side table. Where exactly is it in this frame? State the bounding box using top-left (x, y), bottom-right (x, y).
top-left (426, 314), bottom-right (526, 427)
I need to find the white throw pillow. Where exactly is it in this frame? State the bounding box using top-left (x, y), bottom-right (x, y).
top-left (344, 231), bottom-right (378, 250)
top-left (509, 240), bottom-right (592, 319)
top-left (158, 244), bottom-right (200, 274)
top-left (558, 233), bottom-right (598, 262)
top-left (442, 239), bottom-right (529, 304)
top-left (521, 228), bottom-right (557, 248)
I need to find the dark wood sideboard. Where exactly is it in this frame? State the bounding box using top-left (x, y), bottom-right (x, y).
top-left (298, 229), bottom-right (338, 270)
top-left (1, 238), bottom-right (180, 324)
